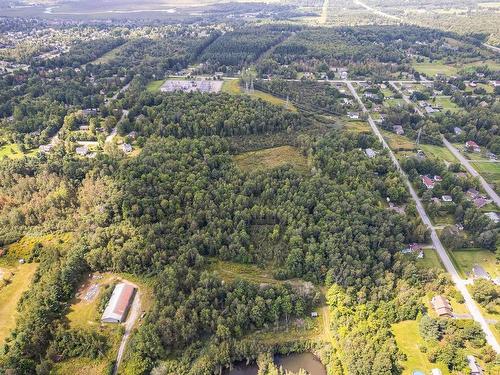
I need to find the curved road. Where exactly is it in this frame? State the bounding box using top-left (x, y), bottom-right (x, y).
top-left (346, 81), bottom-right (500, 353)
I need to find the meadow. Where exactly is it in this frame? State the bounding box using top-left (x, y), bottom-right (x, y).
top-left (233, 145), bottom-right (308, 172)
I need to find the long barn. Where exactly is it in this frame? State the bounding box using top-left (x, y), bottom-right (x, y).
top-left (101, 283), bottom-right (136, 323)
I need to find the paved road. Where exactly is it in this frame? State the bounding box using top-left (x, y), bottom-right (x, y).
top-left (113, 282), bottom-right (141, 375)
top-left (346, 81), bottom-right (500, 353)
top-left (388, 81), bottom-right (424, 116)
top-left (442, 138), bottom-right (500, 207)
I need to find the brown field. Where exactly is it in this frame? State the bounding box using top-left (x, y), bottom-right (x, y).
top-left (234, 145), bottom-right (308, 172)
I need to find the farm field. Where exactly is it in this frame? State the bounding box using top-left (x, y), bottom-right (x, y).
top-left (392, 320), bottom-right (450, 375)
top-left (452, 248), bottom-right (498, 278)
top-left (412, 61), bottom-right (458, 77)
top-left (0, 262), bottom-right (37, 345)
top-left (343, 120), bottom-right (371, 133)
top-left (233, 145), bottom-right (308, 172)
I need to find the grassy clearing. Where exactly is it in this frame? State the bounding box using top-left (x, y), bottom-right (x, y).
top-left (209, 259), bottom-right (281, 285)
top-left (381, 131), bottom-right (415, 151)
top-left (452, 248), bottom-right (499, 278)
top-left (416, 249), bottom-right (445, 271)
top-left (419, 144), bottom-right (456, 163)
top-left (146, 79), bottom-right (164, 93)
top-left (412, 61), bottom-right (458, 77)
top-left (471, 161), bottom-right (500, 187)
top-left (233, 145), bottom-right (308, 173)
top-left (392, 320), bottom-right (450, 375)
top-left (222, 79), bottom-right (242, 94)
top-left (0, 143), bottom-right (37, 159)
top-left (431, 96), bottom-right (461, 113)
top-left (6, 232), bottom-right (73, 260)
top-left (342, 120), bottom-right (371, 134)
top-left (92, 43), bottom-right (126, 64)
top-left (222, 79), bottom-right (297, 111)
top-left (0, 262), bottom-right (37, 345)
top-left (383, 98), bottom-right (406, 108)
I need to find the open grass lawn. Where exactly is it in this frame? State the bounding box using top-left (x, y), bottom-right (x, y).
top-left (416, 249), bottom-right (445, 271)
top-left (234, 145), bottom-right (308, 173)
top-left (392, 320), bottom-right (450, 375)
top-left (343, 120), bottom-right (370, 133)
top-left (146, 79), bottom-right (165, 92)
top-left (6, 232), bottom-right (73, 260)
top-left (412, 61), bottom-right (458, 77)
top-left (419, 144), bottom-right (456, 163)
top-left (464, 82), bottom-right (494, 94)
top-left (383, 98), bottom-right (405, 108)
top-left (432, 96), bottom-right (461, 113)
top-left (471, 161), bottom-right (500, 187)
top-left (461, 59), bottom-right (500, 72)
top-left (452, 248), bottom-right (499, 278)
top-left (0, 143), bottom-right (37, 159)
top-left (381, 130), bottom-right (415, 151)
top-left (0, 262), bottom-right (37, 346)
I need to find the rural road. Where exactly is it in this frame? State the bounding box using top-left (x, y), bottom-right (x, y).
top-left (441, 138), bottom-right (500, 207)
top-left (346, 81), bottom-right (500, 353)
top-left (113, 282), bottom-right (141, 375)
top-left (388, 81), bottom-right (424, 116)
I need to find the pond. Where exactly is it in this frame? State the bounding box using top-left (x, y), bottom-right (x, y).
top-left (223, 352), bottom-right (326, 375)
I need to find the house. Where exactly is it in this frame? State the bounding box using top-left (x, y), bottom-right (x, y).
top-left (393, 125), bottom-right (404, 135)
top-left (416, 149), bottom-right (426, 159)
top-left (472, 265), bottom-right (490, 280)
top-left (431, 369), bottom-right (442, 375)
top-left (121, 143), bottom-right (133, 153)
top-left (490, 80), bottom-right (500, 88)
top-left (39, 144), bottom-right (53, 153)
top-left (431, 295), bottom-right (453, 318)
top-left (347, 112), bottom-right (360, 120)
top-left (82, 108), bottom-right (98, 116)
top-left (101, 283), bottom-right (136, 323)
top-left (365, 148), bottom-right (377, 158)
top-left (453, 127), bottom-right (463, 135)
top-left (75, 146), bottom-right (88, 156)
top-left (467, 188), bottom-right (480, 199)
top-left (484, 212), bottom-right (500, 223)
top-left (433, 175), bottom-right (442, 182)
top-left (340, 71), bottom-right (348, 80)
top-left (425, 106), bottom-right (439, 114)
top-left (79, 125), bottom-right (90, 131)
top-left (310, 311), bottom-right (318, 318)
top-left (421, 175), bottom-right (435, 189)
top-left (442, 195), bottom-right (453, 202)
top-left (465, 140), bottom-right (481, 153)
top-left (469, 82), bottom-right (477, 88)
top-left (467, 355), bottom-right (483, 375)
top-left (486, 152), bottom-right (497, 160)
top-left (473, 197), bottom-right (488, 208)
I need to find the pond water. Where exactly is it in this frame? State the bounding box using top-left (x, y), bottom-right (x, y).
top-left (275, 352), bottom-right (327, 375)
top-left (223, 352), bottom-right (326, 375)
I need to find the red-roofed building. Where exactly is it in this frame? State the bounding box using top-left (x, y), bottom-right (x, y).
top-left (421, 175), bottom-right (435, 189)
top-left (465, 141), bottom-right (481, 153)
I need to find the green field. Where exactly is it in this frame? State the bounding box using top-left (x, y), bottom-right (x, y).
top-left (222, 79), bottom-right (297, 111)
top-left (452, 249), bottom-right (499, 278)
top-left (412, 61), bottom-right (458, 77)
top-left (392, 320), bottom-right (450, 375)
top-left (432, 96), bottom-right (461, 113)
top-left (383, 98), bottom-right (406, 108)
top-left (419, 144), bottom-right (457, 163)
top-left (343, 120), bottom-right (371, 134)
top-left (471, 161), bottom-right (500, 187)
top-left (381, 130), bottom-right (415, 151)
top-left (416, 248), bottom-right (445, 271)
top-left (92, 43), bottom-right (126, 64)
top-left (234, 145), bottom-right (308, 172)
top-left (146, 79), bottom-right (165, 92)
top-left (0, 143), bottom-right (37, 159)
top-left (0, 263), bottom-right (37, 346)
